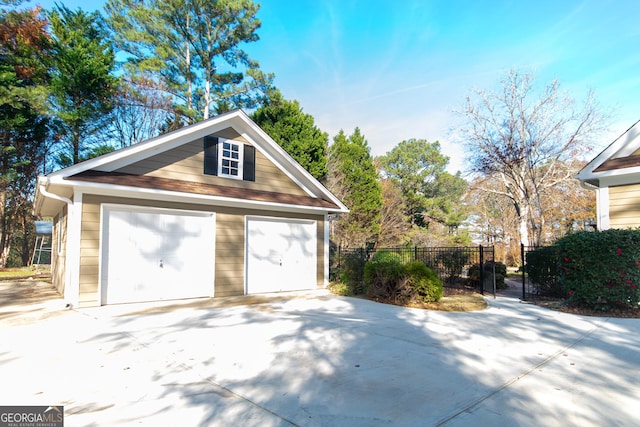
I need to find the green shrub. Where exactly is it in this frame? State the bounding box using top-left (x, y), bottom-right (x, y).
top-left (364, 253), bottom-right (443, 304)
top-left (327, 281), bottom-right (353, 296)
top-left (338, 250), bottom-right (367, 295)
top-left (364, 251), bottom-right (404, 300)
top-left (403, 261), bottom-right (443, 302)
top-left (556, 229), bottom-right (640, 311)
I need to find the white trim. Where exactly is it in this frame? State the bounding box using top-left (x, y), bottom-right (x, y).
top-left (46, 110), bottom-right (245, 177)
top-left (64, 192), bottom-right (82, 308)
top-left (99, 203), bottom-right (216, 305)
top-left (576, 120), bottom-right (640, 182)
top-left (218, 138), bottom-right (243, 180)
top-left (597, 187), bottom-right (610, 230)
top-left (324, 214), bottom-right (330, 287)
top-left (239, 130), bottom-right (317, 198)
top-left (237, 126), bottom-right (348, 210)
top-left (63, 180), bottom-right (345, 214)
top-left (597, 172), bottom-right (640, 188)
top-left (56, 214), bottom-right (63, 256)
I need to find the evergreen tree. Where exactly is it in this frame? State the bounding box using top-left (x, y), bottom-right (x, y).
top-left (48, 5), bottom-right (117, 166)
top-left (105, 0), bottom-right (274, 125)
top-left (252, 91), bottom-right (328, 180)
top-left (327, 128), bottom-right (382, 248)
top-left (378, 139), bottom-right (467, 230)
top-left (0, 5), bottom-right (51, 266)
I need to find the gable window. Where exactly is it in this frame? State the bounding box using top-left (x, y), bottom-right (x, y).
top-left (204, 136), bottom-right (256, 181)
top-left (219, 140), bottom-right (243, 178)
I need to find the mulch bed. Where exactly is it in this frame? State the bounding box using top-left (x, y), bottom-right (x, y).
top-left (529, 296), bottom-right (640, 318)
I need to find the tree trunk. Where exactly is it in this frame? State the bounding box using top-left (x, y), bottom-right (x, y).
top-left (20, 216), bottom-right (31, 266)
top-left (203, 78), bottom-right (210, 119)
top-left (73, 127), bottom-right (81, 164)
top-left (0, 190), bottom-right (7, 268)
top-left (185, 14), bottom-right (193, 119)
top-left (516, 201), bottom-right (530, 247)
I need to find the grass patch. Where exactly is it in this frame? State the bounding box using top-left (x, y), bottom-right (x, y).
top-left (410, 294), bottom-right (487, 312)
top-left (329, 282), bottom-right (488, 312)
top-left (0, 267), bottom-right (50, 280)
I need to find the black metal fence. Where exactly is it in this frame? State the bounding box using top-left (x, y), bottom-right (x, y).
top-left (331, 245), bottom-right (496, 294)
top-left (520, 244), bottom-right (561, 300)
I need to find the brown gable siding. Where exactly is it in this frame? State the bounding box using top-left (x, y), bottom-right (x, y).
top-left (68, 170), bottom-right (339, 210)
top-left (593, 155), bottom-right (640, 172)
top-left (215, 212), bottom-right (245, 297)
top-left (116, 136), bottom-right (308, 196)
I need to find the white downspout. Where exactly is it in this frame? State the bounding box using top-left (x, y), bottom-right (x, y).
top-left (38, 179), bottom-right (80, 308)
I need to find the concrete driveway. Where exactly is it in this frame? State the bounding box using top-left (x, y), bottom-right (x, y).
top-left (1, 280), bottom-right (639, 426)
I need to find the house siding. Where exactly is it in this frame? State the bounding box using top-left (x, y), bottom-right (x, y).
top-left (609, 184), bottom-right (640, 228)
top-left (115, 135), bottom-right (307, 197)
top-left (78, 194), bottom-right (325, 306)
top-left (78, 201), bottom-right (101, 306)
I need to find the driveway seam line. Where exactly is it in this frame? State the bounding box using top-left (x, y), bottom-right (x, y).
top-left (434, 316), bottom-right (612, 426)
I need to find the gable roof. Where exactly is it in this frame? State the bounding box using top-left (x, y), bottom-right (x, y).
top-left (576, 119), bottom-right (640, 188)
top-left (35, 109), bottom-right (348, 215)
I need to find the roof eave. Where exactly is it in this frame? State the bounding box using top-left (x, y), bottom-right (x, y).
top-left (63, 180), bottom-right (348, 214)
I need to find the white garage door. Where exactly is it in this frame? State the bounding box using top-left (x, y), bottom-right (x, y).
top-left (246, 217), bottom-right (317, 294)
top-left (101, 206), bottom-right (215, 304)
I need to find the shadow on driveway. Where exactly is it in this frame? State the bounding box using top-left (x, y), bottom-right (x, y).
top-left (1, 280), bottom-right (639, 426)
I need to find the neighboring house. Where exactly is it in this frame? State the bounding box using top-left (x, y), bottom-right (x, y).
top-left (576, 119), bottom-right (640, 230)
top-left (34, 110), bottom-right (348, 307)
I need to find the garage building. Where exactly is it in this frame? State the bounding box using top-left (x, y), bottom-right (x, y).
top-left (34, 110), bottom-right (348, 307)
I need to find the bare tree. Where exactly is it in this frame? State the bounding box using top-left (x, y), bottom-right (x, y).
top-left (109, 75), bottom-right (173, 147)
top-left (378, 178), bottom-right (410, 247)
top-left (456, 70), bottom-right (607, 246)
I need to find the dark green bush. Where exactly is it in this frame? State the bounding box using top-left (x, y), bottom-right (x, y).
top-left (403, 261), bottom-right (443, 302)
top-left (364, 251), bottom-right (404, 300)
top-left (556, 229), bottom-right (640, 311)
top-left (332, 249), bottom-right (367, 295)
top-left (364, 253), bottom-right (442, 304)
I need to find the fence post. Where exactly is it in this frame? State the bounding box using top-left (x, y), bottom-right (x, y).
top-left (479, 245), bottom-right (484, 295)
top-left (521, 243), bottom-right (526, 301)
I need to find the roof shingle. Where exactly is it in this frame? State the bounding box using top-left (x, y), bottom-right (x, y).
top-left (67, 170), bottom-right (340, 210)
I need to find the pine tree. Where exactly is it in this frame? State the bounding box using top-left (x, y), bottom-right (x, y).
top-left (0, 5), bottom-right (51, 266)
top-left (252, 92), bottom-right (328, 180)
top-left (48, 5), bottom-right (118, 165)
top-left (105, 0), bottom-right (274, 124)
top-left (327, 128), bottom-right (382, 248)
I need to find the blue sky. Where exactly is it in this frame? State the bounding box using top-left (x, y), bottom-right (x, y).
top-left (32, 0), bottom-right (640, 173)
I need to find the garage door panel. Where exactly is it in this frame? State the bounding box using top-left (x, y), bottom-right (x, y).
top-left (246, 217), bottom-right (316, 294)
top-left (102, 206), bottom-right (215, 305)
